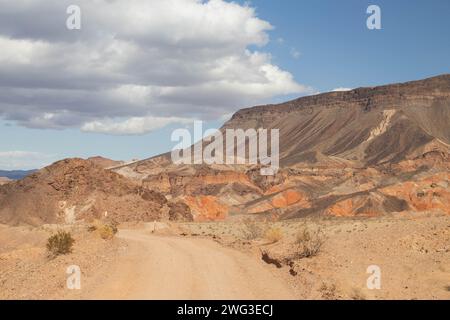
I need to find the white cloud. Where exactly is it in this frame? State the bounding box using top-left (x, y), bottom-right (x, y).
top-left (81, 116), bottom-right (194, 135)
top-left (332, 87), bottom-right (353, 92)
top-left (0, 0), bottom-right (311, 135)
top-left (0, 37), bottom-right (50, 65)
top-left (0, 151), bottom-right (56, 170)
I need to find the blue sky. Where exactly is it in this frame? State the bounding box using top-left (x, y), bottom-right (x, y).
top-left (250, 0), bottom-right (450, 92)
top-left (0, 0), bottom-right (449, 170)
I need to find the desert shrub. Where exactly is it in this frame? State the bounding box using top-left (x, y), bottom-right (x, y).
top-left (294, 224), bottom-right (325, 258)
top-left (46, 231), bottom-right (75, 257)
top-left (242, 218), bottom-right (265, 240)
top-left (89, 219), bottom-right (119, 240)
top-left (98, 224), bottom-right (117, 240)
top-left (265, 226), bottom-right (283, 243)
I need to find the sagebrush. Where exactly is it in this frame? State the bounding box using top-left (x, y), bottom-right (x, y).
top-left (89, 219), bottom-right (119, 240)
top-left (242, 218), bottom-right (265, 240)
top-left (98, 223), bottom-right (118, 240)
top-left (294, 224), bottom-right (325, 258)
top-left (46, 231), bottom-right (75, 257)
top-left (265, 226), bottom-right (283, 243)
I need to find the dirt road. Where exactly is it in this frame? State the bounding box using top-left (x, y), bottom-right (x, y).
top-left (82, 229), bottom-right (295, 300)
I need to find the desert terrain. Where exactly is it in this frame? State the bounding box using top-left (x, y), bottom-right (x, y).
top-left (0, 213), bottom-right (448, 300)
top-left (1, 75), bottom-right (450, 300)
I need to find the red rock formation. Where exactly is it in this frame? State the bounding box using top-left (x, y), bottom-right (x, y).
top-left (183, 195), bottom-right (229, 221)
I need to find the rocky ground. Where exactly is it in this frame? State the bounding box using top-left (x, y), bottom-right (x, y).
top-left (178, 212), bottom-right (450, 300)
top-left (0, 212), bottom-right (448, 300)
top-left (0, 223), bottom-right (123, 299)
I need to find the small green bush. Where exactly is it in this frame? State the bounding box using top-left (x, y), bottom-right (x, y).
top-left (46, 231), bottom-right (75, 257)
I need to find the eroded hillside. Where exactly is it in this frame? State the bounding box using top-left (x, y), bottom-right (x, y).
top-left (114, 75), bottom-right (450, 221)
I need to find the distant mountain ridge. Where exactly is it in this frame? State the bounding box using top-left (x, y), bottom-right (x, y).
top-left (0, 156), bottom-right (124, 180)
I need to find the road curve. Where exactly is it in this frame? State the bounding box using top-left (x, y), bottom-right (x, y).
top-left (84, 229), bottom-right (295, 300)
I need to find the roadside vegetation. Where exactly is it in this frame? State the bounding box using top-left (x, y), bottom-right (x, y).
top-left (294, 223), bottom-right (325, 259)
top-left (46, 230), bottom-right (75, 257)
top-left (242, 218), bottom-right (265, 240)
top-left (265, 226), bottom-right (284, 243)
top-left (88, 219), bottom-right (119, 240)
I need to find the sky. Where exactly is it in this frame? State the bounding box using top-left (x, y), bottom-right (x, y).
top-left (0, 0), bottom-right (449, 170)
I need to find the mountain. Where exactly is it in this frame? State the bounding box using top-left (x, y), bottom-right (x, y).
top-left (224, 74), bottom-right (450, 167)
top-left (0, 156), bottom-right (122, 182)
top-left (0, 169), bottom-right (37, 180)
top-left (1, 75), bottom-right (450, 225)
top-left (114, 74), bottom-right (450, 220)
top-left (0, 158), bottom-right (192, 226)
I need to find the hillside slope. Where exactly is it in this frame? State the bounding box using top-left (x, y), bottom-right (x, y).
top-left (115, 75), bottom-right (450, 220)
top-left (224, 74), bottom-right (450, 167)
top-left (0, 158), bottom-right (192, 226)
